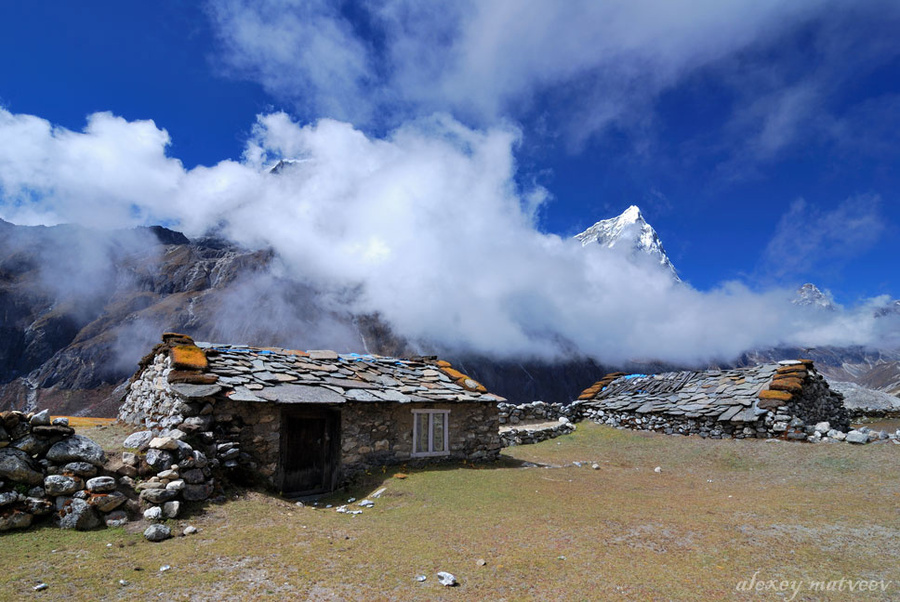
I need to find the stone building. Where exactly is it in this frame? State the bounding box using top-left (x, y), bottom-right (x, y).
top-left (119, 334), bottom-right (504, 496)
top-left (575, 359), bottom-right (850, 440)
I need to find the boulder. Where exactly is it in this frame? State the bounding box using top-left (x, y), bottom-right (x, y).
top-left (23, 497), bottom-right (53, 516)
top-left (0, 448), bottom-right (44, 485)
top-left (149, 437), bottom-right (179, 451)
top-left (87, 491), bottom-right (126, 512)
top-left (86, 476), bottom-right (117, 492)
top-left (163, 500), bottom-right (180, 518)
top-left (0, 491), bottom-right (21, 506)
top-left (846, 430), bottom-right (869, 444)
top-left (104, 510), bottom-right (129, 527)
top-left (145, 449), bottom-right (174, 471)
top-left (123, 430), bottom-right (154, 451)
top-left (10, 435), bottom-right (54, 457)
top-left (58, 498), bottom-right (101, 530)
top-left (31, 425), bottom-right (75, 437)
top-left (46, 435), bottom-right (105, 466)
top-left (143, 506), bottom-right (163, 521)
top-left (64, 462), bottom-right (98, 478)
top-left (182, 481), bottom-right (214, 501)
top-left (44, 474), bottom-right (84, 496)
top-left (140, 488), bottom-right (178, 504)
top-left (143, 524), bottom-right (172, 542)
top-left (0, 510), bottom-right (32, 531)
top-left (29, 409), bottom-right (51, 426)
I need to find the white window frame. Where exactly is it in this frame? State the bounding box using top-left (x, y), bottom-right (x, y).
top-left (411, 409), bottom-right (450, 457)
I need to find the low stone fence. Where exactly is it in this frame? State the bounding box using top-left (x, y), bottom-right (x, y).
top-left (497, 401), bottom-right (577, 425)
top-left (499, 420), bottom-right (576, 447)
top-left (0, 409), bottom-right (128, 532)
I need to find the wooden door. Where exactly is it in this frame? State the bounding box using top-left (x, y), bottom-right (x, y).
top-left (280, 408), bottom-right (339, 495)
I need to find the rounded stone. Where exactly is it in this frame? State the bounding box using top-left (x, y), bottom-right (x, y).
top-left (46, 435), bottom-right (105, 466)
top-left (143, 524), bottom-right (172, 542)
top-left (44, 474), bottom-right (83, 496)
top-left (86, 476), bottom-right (117, 492)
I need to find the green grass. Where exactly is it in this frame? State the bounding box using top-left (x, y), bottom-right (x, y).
top-left (1, 422), bottom-right (898, 600)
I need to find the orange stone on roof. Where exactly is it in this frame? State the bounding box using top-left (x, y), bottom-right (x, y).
top-left (759, 389), bottom-right (793, 402)
top-left (170, 345), bottom-right (208, 371)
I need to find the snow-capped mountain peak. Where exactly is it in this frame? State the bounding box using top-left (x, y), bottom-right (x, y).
top-left (575, 205), bottom-right (679, 279)
top-left (792, 283), bottom-right (837, 311)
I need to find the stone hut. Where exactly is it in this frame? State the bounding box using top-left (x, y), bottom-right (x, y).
top-left (119, 334), bottom-right (504, 496)
top-left (575, 360), bottom-right (850, 440)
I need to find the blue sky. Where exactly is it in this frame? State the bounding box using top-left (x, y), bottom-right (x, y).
top-left (1, 1), bottom-right (898, 362)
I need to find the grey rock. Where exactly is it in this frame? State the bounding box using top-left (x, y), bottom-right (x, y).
top-left (143, 506), bottom-right (163, 521)
top-left (171, 383), bottom-right (222, 399)
top-left (122, 430), bottom-right (154, 451)
top-left (122, 452), bottom-right (138, 466)
top-left (845, 430), bottom-right (869, 444)
top-left (145, 448), bottom-right (174, 470)
top-left (10, 434), bottom-right (53, 457)
top-left (58, 498), bottom-right (101, 530)
top-left (64, 462), bottom-right (98, 477)
top-left (105, 510), bottom-right (129, 527)
top-left (183, 525), bottom-right (198, 536)
top-left (46, 435), bottom-right (105, 466)
top-left (52, 417), bottom-right (69, 426)
top-left (140, 488), bottom-right (178, 504)
top-left (30, 409), bottom-right (51, 426)
top-left (0, 491), bottom-right (21, 506)
top-left (814, 421), bottom-right (830, 434)
top-left (181, 468), bottom-right (206, 484)
top-left (0, 510), bottom-right (32, 531)
top-left (163, 500), bottom-right (180, 518)
top-left (0, 448), bottom-right (43, 485)
top-left (89, 491), bottom-right (127, 513)
top-left (86, 476), bottom-right (117, 492)
top-left (143, 524), bottom-right (172, 542)
top-left (180, 416), bottom-right (212, 431)
top-left (23, 496), bottom-right (53, 516)
top-left (183, 481), bottom-right (214, 501)
top-left (258, 383), bottom-right (346, 404)
top-left (44, 475), bottom-right (83, 496)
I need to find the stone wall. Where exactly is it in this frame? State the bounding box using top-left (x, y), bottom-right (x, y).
top-left (0, 409), bottom-right (128, 532)
top-left (499, 420), bottom-right (576, 447)
top-left (497, 401), bottom-right (577, 425)
top-left (340, 402), bottom-right (502, 474)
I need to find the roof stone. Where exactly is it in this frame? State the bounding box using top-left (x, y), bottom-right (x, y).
top-left (160, 335), bottom-right (502, 405)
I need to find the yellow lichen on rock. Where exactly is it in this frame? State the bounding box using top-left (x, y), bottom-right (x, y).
top-left (171, 345), bottom-right (208, 371)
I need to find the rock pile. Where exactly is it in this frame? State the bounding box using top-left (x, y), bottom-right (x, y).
top-left (121, 427), bottom-right (217, 529)
top-left (0, 409), bottom-right (130, 532)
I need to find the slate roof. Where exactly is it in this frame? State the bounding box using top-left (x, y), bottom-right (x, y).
top-left (157, 334), bottom-right (505, 405)
top-left (576, 363), bottom-right (786, 423)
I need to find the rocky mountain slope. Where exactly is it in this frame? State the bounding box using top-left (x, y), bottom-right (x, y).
top-left (0, 220), bottom-right (609, 415)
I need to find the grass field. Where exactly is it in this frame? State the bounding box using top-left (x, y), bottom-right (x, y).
top-left (1, 422), bottom-right (898, 601)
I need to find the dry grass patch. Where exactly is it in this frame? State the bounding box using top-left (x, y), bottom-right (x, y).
top-left (1, 423), bottom-right (897, 600)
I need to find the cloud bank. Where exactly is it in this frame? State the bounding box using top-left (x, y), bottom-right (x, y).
top-left (1, 106), bottom-right (896, 365)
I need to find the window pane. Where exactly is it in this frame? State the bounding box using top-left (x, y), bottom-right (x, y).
top-left (416, 413), bottom-right (429, 453)
top-left (433, 414), bottom-right (445, 452)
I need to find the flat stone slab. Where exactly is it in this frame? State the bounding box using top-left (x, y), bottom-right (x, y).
top-left (257, 384), bottom-right (345, 404)
top-left (170, 383), bottom-right (223, 398)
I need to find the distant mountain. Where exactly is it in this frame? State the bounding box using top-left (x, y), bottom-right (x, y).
top-left (793, 283), bottom-right (837, 311)
top-left (575, 205), bottom-right (679, 280)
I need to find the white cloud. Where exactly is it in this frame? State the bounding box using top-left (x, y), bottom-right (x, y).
top-left (206, 0), bottom-right (847, 144)
top-left (1, 107), bottom-right (894, 364)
